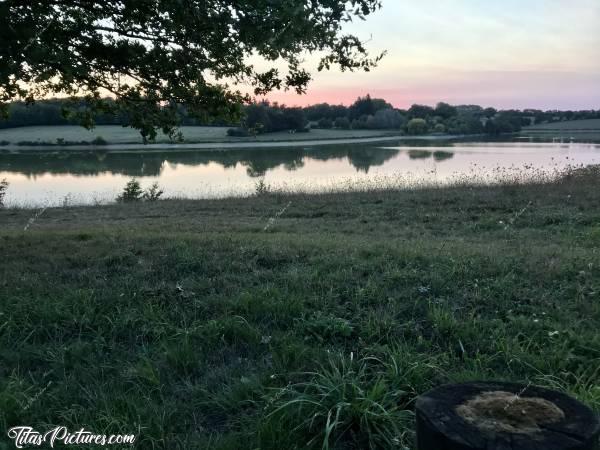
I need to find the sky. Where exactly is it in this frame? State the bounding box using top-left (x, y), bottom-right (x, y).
top-left (262, 0), bottom-right (600, 110)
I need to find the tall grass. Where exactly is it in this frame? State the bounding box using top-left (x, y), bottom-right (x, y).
top-left (0, 178), bottom-right (8, 207)
top-left (0, 166), bottom-right (599, 449)
top-left (262, 349), bottom-right (441, 449)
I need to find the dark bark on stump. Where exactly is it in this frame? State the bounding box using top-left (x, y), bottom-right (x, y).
top-left (416, 381), bottom-right (600, 450)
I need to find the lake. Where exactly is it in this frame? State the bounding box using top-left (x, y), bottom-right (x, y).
top-left (1, 138), bottom-right (599, 206)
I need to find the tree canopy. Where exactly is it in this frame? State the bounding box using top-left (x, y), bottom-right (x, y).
top-left (348, 94), bottom-right (392, 120)
top-left (0, 0), bottom-right (383, 140)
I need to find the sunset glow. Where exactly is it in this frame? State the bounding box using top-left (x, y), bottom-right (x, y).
top-left (264, 0), bottom-right (600, 109)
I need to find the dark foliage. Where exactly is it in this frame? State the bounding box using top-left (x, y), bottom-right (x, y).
top-left (408, 104), bottom-right (436, 119)
top-left (2, 96), bottom-right (599, 138)
top-left (1, 0), bottom-right (384, 139)
top-left (334, 116), bottom-right (351, 129)
top-left (317, 118), bottom-right (333, 129)
top-left (227, 127), bottom-right (251, 137)
top-left (244, 102), bottom-right (307, 133)
top-left (348, 94), bottom-right (392, 120)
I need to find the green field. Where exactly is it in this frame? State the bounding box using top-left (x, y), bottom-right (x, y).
top-left (521, 119), bottom-right (600, 140)
top-left (0, 125), bottom-right (401, 146)
top-left (1, 168), bottom-right (600, 449)
top-left (525, 118), bottom-right (600, 131)
top-left (521, 119), bottom-right (600, 141)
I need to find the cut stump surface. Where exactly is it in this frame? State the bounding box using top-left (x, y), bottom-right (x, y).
top-left (416, 381), bottom-right (600, 450)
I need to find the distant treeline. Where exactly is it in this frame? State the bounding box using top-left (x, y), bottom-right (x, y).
top-left (0, 99), bottom-right (216, 129)
top-left (2, 96), bottom-right (600, 137)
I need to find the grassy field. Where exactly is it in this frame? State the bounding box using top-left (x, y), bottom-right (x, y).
top-left (1, 168), bottom-right (599, 449)
top-left (521, 119), bottom-right (600, 142)
top-left (522, 119), bottom-right (600, 141)
top-left (525, 118), bottom-right (600, 131)
top-left (0, 125), bottom-right (401, 146)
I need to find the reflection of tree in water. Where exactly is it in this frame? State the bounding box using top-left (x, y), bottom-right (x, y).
top-left (346, 148), bottom-right (400, 173)
top-left (433, 151), bottom-right (454, 162)
top-left (283, 159), bottom-right (305, 172)
top-left (303, 146), bottom-right (400, 173)
top-left (237, 148), bottom-right (305, 177)
top-left (221, 146), bottom-right (398, 176)
top-left (406, 149), bottom-right (455, 162)
top-left (0, 150), bottom-right (304, 178)
top-left (408, 150), bottom-right (433, 159)
top-left (0, 145), bottom-right (400, 177)
top-left (0, 152), bottom-right (167, 177)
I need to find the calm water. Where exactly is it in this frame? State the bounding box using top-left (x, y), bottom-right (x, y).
top-left (1, 139), bottom-right (599, 206)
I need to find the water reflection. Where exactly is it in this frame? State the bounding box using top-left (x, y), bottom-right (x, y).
top-left (1, 139), bottom-right (598, 207)
top-left (403, 149), bottom-right (458, 162)
top-left (0, 146), bottom-right (404, 178)
top-left (433, 151), bottom-right (454, 161)
top-left (408, 150), bottom-right (432, 159)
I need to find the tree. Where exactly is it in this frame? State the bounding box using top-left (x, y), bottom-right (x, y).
top-left (484, 120), bottom-right (499, 135)
top-left (406, 118), bottom-right (428, 135)
top-left (368, 108), bottom-right (404, 129)
top-left (245, 103), bottom-right (271, 134)
top-left (408, 104), bottom-right (435, 119)
top-left (305, 103), bottom-right (348, 122)
top-left (116, 179), bottom-right (144, 202)
top-left (349, 95), bottom-right (375, 120)
top-left (493, 113), bottom-right (522, 133)
top-left (242, 102), bottom-right (306, 133)
top-left (483, 107), bottom-right (497, 118)
top-left (334, 117), bottom-right (351, 129)
top-left (348, 95), bottom-right (392, 120)
top-left (456, 105), bottom-right (484, 116)
top-left (447, 116), bottom-right (484, 135)
top-left (434, 102), bottom-right (457, 119)
top-left (317, 118), bottom-right (333, 129)
top-left (1, 1), bottom-right (384, 140)
top-left (282, 107), bottom-right (307, 131)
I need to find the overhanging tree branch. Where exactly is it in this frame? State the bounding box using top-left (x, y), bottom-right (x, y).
top-left (1, 0), bottom-right (384, 140)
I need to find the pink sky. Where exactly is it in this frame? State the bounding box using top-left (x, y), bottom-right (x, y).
top-left (262, 71), bottom-right (600, 110)
top-left (259, 0), bottom-right (600, 110)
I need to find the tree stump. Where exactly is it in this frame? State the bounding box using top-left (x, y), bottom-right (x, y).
top-left (416, 381), bottom-right (600, 450)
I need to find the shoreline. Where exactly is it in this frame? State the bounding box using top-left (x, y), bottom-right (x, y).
top-left (3, 164), bottom-right (597, 210)
top-left (0, 134), bottom-right (472, 153)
